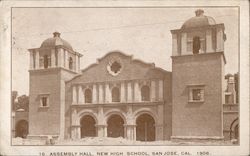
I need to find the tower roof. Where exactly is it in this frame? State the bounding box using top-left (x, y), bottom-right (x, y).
top-left (181, 9), bottom-right (216, 29)
top-left (40, 32), bottom-right (73, 51)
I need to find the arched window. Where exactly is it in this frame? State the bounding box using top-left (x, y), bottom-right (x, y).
top-left (141, 85), bottom-right (150, 101)
top-left (193, 36), bottom-right (201, 54)
top-left (44, 55), bottom-right (49, 68)
top-left (112, 87), bottom-right (120, 102)
top-left (69, 57), bottom-right (73, 70)
top-left (85, 89), bottom-right (92, 103)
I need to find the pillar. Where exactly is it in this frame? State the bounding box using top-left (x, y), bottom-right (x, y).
top-left (93, 84), bottom-right (97, 103)
top-left (105, 83), bottom-right (111, 103)
top-left (125, 125), bottom-right (136, 140)
top-left (120, 82), bottom-right (126, 102)
top-left (181, 33), bottom-right (187, 54)
top-left (78, 56), bottom-right (80, 72)
top-left (127, 82), bottom-right (132, 102)
top-left (78, 86), bottom-right (84, 104)
top-left (72, 86), bottom-right (77, 104)
top-left (75, 55), bottom-right (78, 72)
top-left (150, 80), bottom-right (156, 101)
top-left (134, 81), bottom-right (140, 102)
top-left (57, 48), bottom-right (64, 67)
top-left (99, 84), bottom-right (104, 103)
top-left (29, 52), bottom-right (34, 69)
top-left (65, 50), bottom-right (68, 68)
top-left (206, 29), bottom-right (213, 52)
top-left (96, 125), bottom-right (107, 137)
top-left (216, 28), bottom-right (224, 52)
top-left (71, 109), bottom-right (80, 139)
top-left (51, 49), bottom-right (56, 67)
top-left (35, 49), bottom-right (39, 69)
top-left (172, 34), bottom-right (178, 56)
top-left (158, 80), bottom-right (163, 101)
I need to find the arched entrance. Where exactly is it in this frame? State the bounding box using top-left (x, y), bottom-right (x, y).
top-left (80, 115), bottom-right (96, 138)
top-left (136, 114), bottom-right (155, 141)
top-left (107, 114), bottom-right (124, 138)
top-left (15, 120), bottom-right (28, 138)
top-left (230, 118), bottom-right (239, 140)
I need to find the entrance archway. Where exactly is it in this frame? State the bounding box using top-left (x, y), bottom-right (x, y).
top-left (80, 115), bottom-right (96, 138)
top-left (230, 118), bottom-right (239, 140)
top-left (136, 114), bottom-right (155, 141)
top-left (107, 114), bottom-right (124, 138)
top-left (15, 120), bottom-right (28, 138)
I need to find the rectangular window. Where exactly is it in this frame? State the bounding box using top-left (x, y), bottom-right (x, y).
top-left (188, 85), bottom-right (205, 102)
top-left (39, 94), bottom-right (49, 107)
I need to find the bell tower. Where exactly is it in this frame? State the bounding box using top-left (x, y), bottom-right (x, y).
top-left (28, 32), bottom-right (82, 140)
top-left (171, 9), bottom-right (226, 141)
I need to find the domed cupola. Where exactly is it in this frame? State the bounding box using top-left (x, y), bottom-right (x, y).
top-left (28, 32), bottom-right (82, 73)
top-left (171, 9), bottom-right (226, 56)
top-left (181, 9), bottom-right (216, 29)
top-left (40, 32), bottom-right (73, 51)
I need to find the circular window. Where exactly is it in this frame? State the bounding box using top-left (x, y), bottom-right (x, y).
top-left (107, 59), bottom-right (122, 76)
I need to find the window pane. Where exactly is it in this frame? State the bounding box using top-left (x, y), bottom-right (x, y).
top-left (42, 97), bottom-right (47, 106)
top-left (192, 89), bottom-right (202, 101)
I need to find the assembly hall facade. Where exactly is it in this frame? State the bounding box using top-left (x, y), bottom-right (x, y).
top-left (20, 9), bottom-right (239, 142)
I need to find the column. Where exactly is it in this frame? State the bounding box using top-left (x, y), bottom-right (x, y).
top-left (96, 125), bottom-right (107, 137)
top-left (78, 56), bottom-right (80, 72)
top-left (65, 50), bottom-right (68, 68)
top-left (78, 86), bottom-right (84, 104)
top-left (57, 48), bottom-right (64, 67)
top-left (125, 125), bottom-right (136, 140)
top-left (93, 84), bottom-right (97, 103)
top-left (172, 34), bottom-right (178, 56)
top-left (105, 83), bottom-right (111, 103)
top-left (158, 80), bottom-right (163, 101)
top-left (127, 82), bottom-right (132, 102)
top-left (29, 52), bottom-right (34, 69)
top-left (96, 106), bottom-right (106, 137)
top-left (99, 84), bottom-right (104, 103)
top-left (181, 33), bottom-right (187, 54)
top-left (72, 86), bottom-right (77, 104)
top-left (71, 109), bottom-right (81, 139)
top-left (134, 81), bottom-right (140, 102)
top-left (216, 28), bottom-right (224, 52)
top-left (206, 29), bottom-right (213, 53)
top-left (150, 80), bottom-right (156, 101)
top-left (75, 55), bottom-right (79, 72)
top-left (120, 82), bottom-right (125, 102)
top-left (51, 49), bottom-right (56, 67)
top-left (35, 50), bottom-right (39, 69)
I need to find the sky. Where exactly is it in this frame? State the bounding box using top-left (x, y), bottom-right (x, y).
top-left (11, 7), bottom-right (239, 95)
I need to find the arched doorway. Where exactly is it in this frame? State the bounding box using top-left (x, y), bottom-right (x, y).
top-left (136, 114), bottom-right (155, 141)
top-left (230, 118), bottom-right (239, 140)
top-left (80, 115), bottom-right (96, 138)
top-left (107, 114), bottom-right (124, 138)
top-left (15, 120), bottom-right (28, 138)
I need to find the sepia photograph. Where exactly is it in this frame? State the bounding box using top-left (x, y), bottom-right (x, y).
top-left (0, 1), bottom-right (249, 156)
top-left (11, 6), bottom-right (239, 146)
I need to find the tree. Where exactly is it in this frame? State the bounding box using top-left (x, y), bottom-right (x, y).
top-left (17, 95), bottom-right (29, 111)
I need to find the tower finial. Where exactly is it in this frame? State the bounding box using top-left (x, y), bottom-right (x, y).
top-left (53, 32), bottom-right (61, 37)
top-left (195, 9), bottom-right (204, 16)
